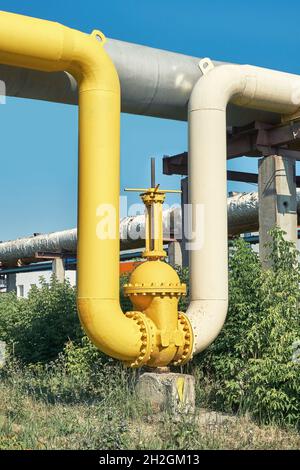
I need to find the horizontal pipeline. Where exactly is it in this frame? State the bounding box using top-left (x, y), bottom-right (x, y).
top-left (0, 38), bottom-right (279, 126)
top-left (1, 190), bottom-right (300, 265)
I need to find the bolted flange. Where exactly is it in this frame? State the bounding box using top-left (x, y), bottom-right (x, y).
top-left (172, 312), bottom-right (194, 366)
top-left (123, 280), bottom-right (186, 297)
top-left (123, 311), bottom-right (154, 368)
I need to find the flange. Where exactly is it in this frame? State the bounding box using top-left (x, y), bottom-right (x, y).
top-left (123, 311), bottom-right (154, 368)
top-left (172, 312), bottom-right (194, 366)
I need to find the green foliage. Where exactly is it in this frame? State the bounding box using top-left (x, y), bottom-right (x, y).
top-left (0, 273), bottom-right (134, 365)
top-left (0, 340), bottom-right (134, 407)
top-left (120, 273), bottom-right (132, 312)
top-left (200, 228), bottom-right (300, 428)
top-left (0, 354), bottom-right (137, 450)
top-left (1, 357), bottom-right (299, 450)
top-left (0, 276), bottom-right (82, 363)
top-left (0, 292), bottom-right (22, 344)
top-left (175, 265), bottom-right (189, 312)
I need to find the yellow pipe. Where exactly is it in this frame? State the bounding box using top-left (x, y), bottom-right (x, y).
top-left (0, 10), bottom-right (194, 367)
top-left (0, 10), bottom-right (144, 363)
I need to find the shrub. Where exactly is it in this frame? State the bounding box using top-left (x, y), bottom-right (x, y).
top-left (0, 273), bottom-right (138, 364)
top-left (0, 276), bottom-right (82, 363)
top-left (175, 265), bottom-right (189, 312)
top-left (199, 228), bottom-right (300, 428)
top-left (0, 292), bottom-right (21, 344)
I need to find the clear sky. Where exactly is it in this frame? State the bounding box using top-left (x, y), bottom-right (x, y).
top-left (1, 0), bottom-right (300, 241)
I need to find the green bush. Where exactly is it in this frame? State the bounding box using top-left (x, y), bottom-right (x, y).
top-left (0, 292), bottom-right (22, 344)
top-left (175, 265), bottom-right (189, 312)
top-left (199, 228), bottom-right (300, 428)
top-left (1, 339), bottom-right (132, 406)
top-left (0, 273), bottom-right (133, 365)
top-left (0, 276), bottom-right (82, 363)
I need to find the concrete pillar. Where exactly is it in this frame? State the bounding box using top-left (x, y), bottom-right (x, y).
top-left (6, 273), bottom-right (16, 293)
top-left (52, 257), bottom-right (65, 282)
top-left (136, 372), bottom-right (195, 415)
top-left (181, 177), bottom-right (189, 268)
top-left (258, 155), bottom-right (297, 267)
top-left (168, 240), bottom-right (182, 268)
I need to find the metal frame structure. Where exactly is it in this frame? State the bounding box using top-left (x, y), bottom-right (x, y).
top-left (163, 120), bottom-right (300, 179)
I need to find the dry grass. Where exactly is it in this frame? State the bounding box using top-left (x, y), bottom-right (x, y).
top-left (130, 411), bottom-right (300, 450)
top-left (0, 378), bottom-right (299, 450)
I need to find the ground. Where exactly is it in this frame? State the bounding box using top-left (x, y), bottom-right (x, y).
top-left (0, 378), bottom-right (299, 450)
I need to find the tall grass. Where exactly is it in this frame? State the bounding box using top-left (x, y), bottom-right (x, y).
top-left (1, 354), bottom-right (299, 450)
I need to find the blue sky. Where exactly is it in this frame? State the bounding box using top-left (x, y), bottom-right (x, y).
top-left (1, 0), bottom-right (300, 240)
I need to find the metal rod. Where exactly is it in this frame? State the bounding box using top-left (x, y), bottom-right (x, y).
top-left (151, 157), bottom-right (155, 187)
top-left (124, 188), bottom-right (181, 193)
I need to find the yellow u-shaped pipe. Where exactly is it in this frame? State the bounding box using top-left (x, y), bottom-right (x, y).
top-left (0, 10), bottom-right (144, 363)
top-left (0, 11), bottom-right (194, 368)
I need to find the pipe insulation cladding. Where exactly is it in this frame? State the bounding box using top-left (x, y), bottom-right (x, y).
top-left (3, 190), bottom-right (300, 265)
top-left (187, 63), bottom-right (300, 354)
top-left (0, 37), bottom-right (283, 126)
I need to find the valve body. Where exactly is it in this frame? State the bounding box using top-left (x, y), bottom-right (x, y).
top-left (123, 186), bottom-right (193, 368)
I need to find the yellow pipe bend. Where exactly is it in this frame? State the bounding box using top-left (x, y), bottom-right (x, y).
top-left (0, 10), bottom-right (146, 364)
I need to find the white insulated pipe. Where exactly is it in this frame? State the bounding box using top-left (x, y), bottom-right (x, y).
top-left (0, 38), bottom-right (282, 126)
top-left (2, 190), bottom-right (300, 265)
top-left (187, 63), bottom-right (300, 354)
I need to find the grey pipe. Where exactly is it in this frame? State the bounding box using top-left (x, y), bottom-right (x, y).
top-left (1, 190), bottom-right (300, 265)
top-left (0, 228), bottom-right (78, 265)
top-left (0, 38), bottom-right (279, 126)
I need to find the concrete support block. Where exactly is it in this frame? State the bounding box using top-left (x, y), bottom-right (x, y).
top-left (168, 240), bottom-right (182, 268)
top-left (181, 177), bottom-right (189, 268)
top-left (136, 372), bottom-right (195, 414)
top-left (258, 155), bottom-right (297, 267)
top-left (52, 257), bottom-right (65, 282)
top-left (6, 273), bottom-right (16, 293)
